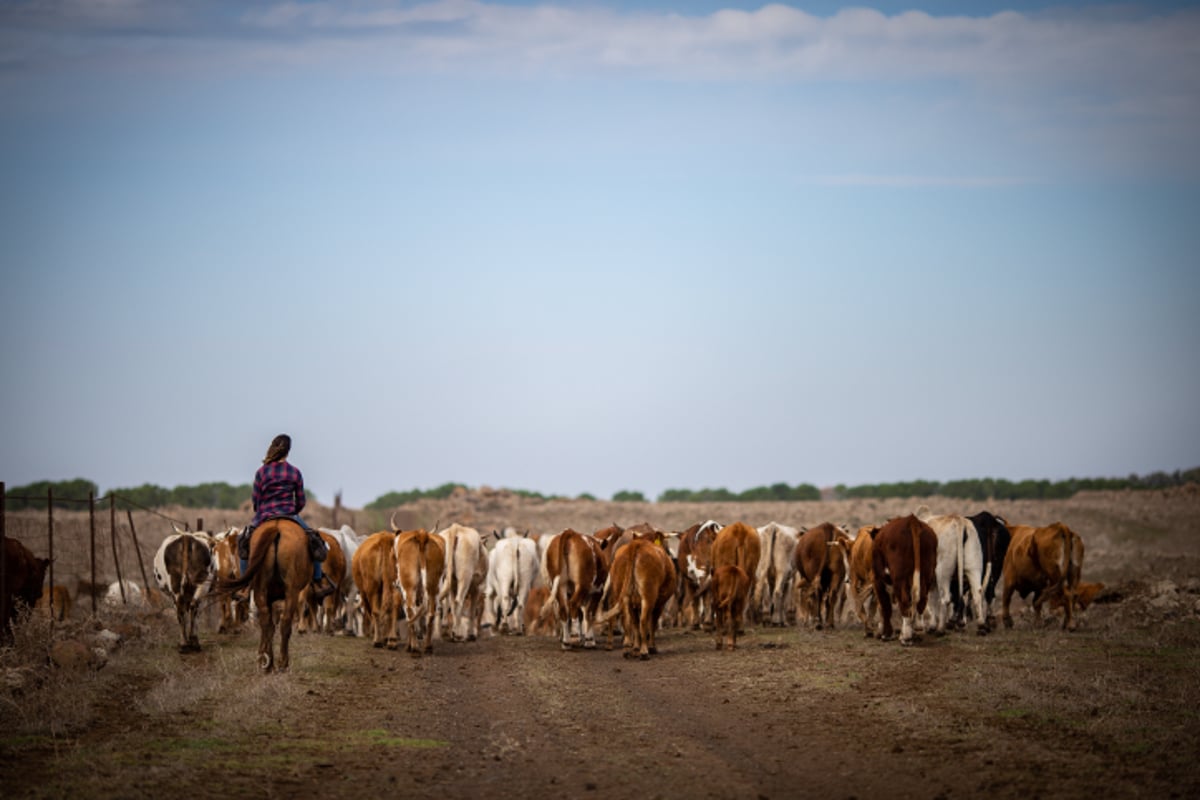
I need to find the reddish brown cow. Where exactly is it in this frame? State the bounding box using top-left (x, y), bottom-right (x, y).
top-left (871, 515), bottom-right (938, 645)
top-left (710, 565), bottom-right (752, 651)
top-left (299, 531), bottom-right (347, 635)
top-left (1001, 522), bottom-right (1085, 631)
top-left (543, 528), bottom-right (609, 650)
top-left (351, 532), bottom-right (398, 648)
top-left (676, 520), bottom-right (721, 629)
top-left (711, 522), bottom-right (762, 631)
top-left (792, 523), bottom-right (852, 631)
top-left (211, 532), bottom-right (248, 633)
top-left (596, 536), bottom-right (677, 659)
top-left (523, 585), bottom-right (552, 636)
top-left (2, 537), bottom-right (51, 642)
top-left (848, 525), bottom-right (879, 637)
top-left (393, 529), bottom-right (447, 656)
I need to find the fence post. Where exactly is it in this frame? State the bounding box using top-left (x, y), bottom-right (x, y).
top-left (89, 491), bottom-right (99, 614)
top-left (1, 481), bottom-right (7, 618)
top-left (196, 518), bottom-right (203, 533)
top-left (110, 495), bottom-right (126, 604)
top-left (48, 487), bottom-right (55, 621)
top-left (126, 509), bottom-right (152, 604)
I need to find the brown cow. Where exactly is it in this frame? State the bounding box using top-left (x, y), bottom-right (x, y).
top-left (393, 528), bottom-right (447, 656)
top-left (872, 515), bottom-right (938, 645)
top-left (351, 531), bottom-right (398, 648)
top-left (676, 520), bottom-right (721, 630)
top-left (523, 585), bottom-right (553, 636)
top-left (596, 536), bottom-right (676, 659)
top-left (792, 523), bottom-right (852, 631)
top-left (848, 525), bottom-right (879, 637)
top-left (1001, 522), bottom-right (1085, 631)
top-left (542, 528), bottom-right (610, 650)
top-left (299, 530), bottom-right (347, 635)
top-left (711, 522), bottom-right (761, 632)
top-left (35, 584), bottom-right (73, 621)
top-left (2, 538), bottom-right (50, 640)
top-left (710, 565), bottom-right (752, 651)
top-left (211, 530), bottom-right (248, 633)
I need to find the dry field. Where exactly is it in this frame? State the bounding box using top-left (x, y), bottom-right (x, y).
top-left (2, 488), bottom-right (1198, 799)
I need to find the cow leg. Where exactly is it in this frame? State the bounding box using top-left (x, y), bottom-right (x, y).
top-left (874, 575), bottom-right (895, 641)
top-left (186, 601), bottom-right (202, 651)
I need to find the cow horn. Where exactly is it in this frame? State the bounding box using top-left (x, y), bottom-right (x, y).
top-left (389, 511), bottom-right (400, 532)
top-left (430, 519), bottom-right (441, 535)
top-left (172, 523), bottom-right (187, 535)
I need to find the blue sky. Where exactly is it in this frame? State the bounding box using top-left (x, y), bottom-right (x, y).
top-left (1, 1), bottom-right (1198, 508)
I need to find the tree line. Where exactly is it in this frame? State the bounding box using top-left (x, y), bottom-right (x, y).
top-left (5, 467), bottom-right (1197, 511)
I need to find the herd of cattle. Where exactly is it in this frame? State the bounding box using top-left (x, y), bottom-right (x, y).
top-left (2, 507), bottom-right (1101, 660)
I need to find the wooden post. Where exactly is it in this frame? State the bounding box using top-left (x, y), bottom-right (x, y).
top-left (110, 495), bottom-right (126, 603)
top-left (126, 510), bottom-right (152, 603)
top-left (333, 490), bottom-right (341, 528)
top-left (196, 518), bottom-right (203, 533)
top-left (1, 481), bottom-right (6, 617)
top-left (89, 491), bottom-right (98, 614)
top-left (48, 487), bottom-right (55, 621)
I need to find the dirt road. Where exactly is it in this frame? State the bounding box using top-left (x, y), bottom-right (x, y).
top-left (4, 604), bottom-right (1198, 800)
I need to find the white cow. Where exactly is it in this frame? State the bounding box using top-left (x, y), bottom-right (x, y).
top-left (755, 522), bottom-right (800, 626)
top-left (319, 524), bottom-right (367, 635)
top-left (437, 524), bottom-right (487, 642)
top-left (485, 535), bottom-right (540, 635)
top-left (918, 510), bottom-right (988, 636)
top-left (153, 532), bottom-right (217, 652)
top-left (103, 579), bottom-right (146, 608)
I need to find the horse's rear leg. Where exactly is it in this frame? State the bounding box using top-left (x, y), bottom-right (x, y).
top-left (279, 598), bottom-right (297, 672)
top-left (258, 602), bottom-right (276, 673)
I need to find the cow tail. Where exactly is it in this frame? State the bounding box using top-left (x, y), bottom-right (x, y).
top-left (957, 521), bottom-right (966, 607)
top-left (505, 541), bottom-right (520, 619)
top-left (911, 521), bottom-right (922, 604)
top-left (182, 535), bottom-right (190, 599)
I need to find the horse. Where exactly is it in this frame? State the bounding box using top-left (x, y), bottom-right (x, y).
top-left (221, 518), bottom-right (312, 672)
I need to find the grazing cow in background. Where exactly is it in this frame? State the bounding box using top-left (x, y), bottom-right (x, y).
top-left (966, 511), bottom-right (1012, 628)
top-left (393, 528), bottom-right (447, 656)
top-left (1002, 522), bottom-right (1085, 631)
top-left (299, 530), bottom-right (348, 635)
top-left (872, 514), bottom-right (938, 645)
top-left (676, 520), bottom-right (721, 629)
top-left (211, 528), bottom-right (248, 633)
top-left (792, 523), bottom-right (852, 631)
top-left (1050, 580), bottom-right (1104, 612)
top-left (486, 535), bottom-right (540, 635)
top-left (2, 538), bottom-right (50, 641)
top-left (710, 564), bottom-right (752, 651)
top-left (437, 523), bottom-right (487, 642)
top-left (848, 525), bottom-right (879, 637)
top-left (351, 532), bottom-right (398, 648)
top-left (756, 522), bottom-right (799, 627)
top-left (154, 532), bottom-right (217, 652)
top-left (542, 528), bottom-right (609, 650)
top-left (596, 536), bottom-right (676, 659)
top-left (103, 579), bottom-right (146, 608)
top-left (917, 510), bottom-right (989, 636)
top-left (35, 584), bottom-right (73, 621)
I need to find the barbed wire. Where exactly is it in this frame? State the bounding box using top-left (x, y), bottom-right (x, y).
top-left (4, 492), bottom-right (196, 528)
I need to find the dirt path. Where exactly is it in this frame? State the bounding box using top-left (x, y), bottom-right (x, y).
top-left (5, 603), bottom-right (1198, 800)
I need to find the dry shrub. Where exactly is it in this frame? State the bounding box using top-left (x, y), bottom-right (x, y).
top-left (0, 609), bottom-right (104, 736)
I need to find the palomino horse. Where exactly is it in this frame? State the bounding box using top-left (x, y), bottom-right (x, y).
top-left (222, 518), bottom-right (312, 672)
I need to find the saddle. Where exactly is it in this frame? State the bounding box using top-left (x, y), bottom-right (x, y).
top-left (239, 519), bottom-right (327, 563)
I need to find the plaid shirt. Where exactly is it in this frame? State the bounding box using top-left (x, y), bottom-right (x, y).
top-left (251, 460), bottom-right (306, 528)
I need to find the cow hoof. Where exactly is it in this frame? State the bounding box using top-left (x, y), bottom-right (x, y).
top-left (623, 650), bottom-right (635, 659)
top-left (976, 626), bottom-right (990, 636)
top-left (864, 631), bottom-right (874, 639)
top-left (900, 638), bottom-right (915, 647)
top-left (467, 634), bottom-right (477, 642)
top-left (639, 653), bottom-right (650, 661)
top-left (1003, 617), bottom-right (1014, 629)
top-left (372, 641), bottom-right (384, 649)
top-left (879, 633), bottom-right (894, 642)
top-left (583, 641), bottom-right (596, 650)
top-left (561, 643), bottom-right (572, 651)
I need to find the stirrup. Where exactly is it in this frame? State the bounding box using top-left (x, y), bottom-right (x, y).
top-left (311, 578), bottom-right (336, 601)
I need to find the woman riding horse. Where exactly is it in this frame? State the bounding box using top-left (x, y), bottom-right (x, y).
top-left (237, 434), bottom-right (335, 602)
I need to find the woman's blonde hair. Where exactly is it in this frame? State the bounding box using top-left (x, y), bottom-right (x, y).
top-left (263, 434), bottom-right (291, 464)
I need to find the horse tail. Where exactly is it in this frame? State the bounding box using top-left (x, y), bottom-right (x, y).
top-left (222, 526), bottom-right (276, 594)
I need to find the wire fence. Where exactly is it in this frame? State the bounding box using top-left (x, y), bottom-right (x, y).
top-left (1, 481), bottom-right (251, 622)
top-left (2, 482), bottom-right (364, 626)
